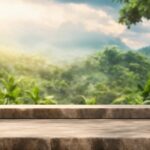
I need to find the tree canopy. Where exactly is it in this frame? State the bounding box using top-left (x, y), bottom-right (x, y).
top-left (117, 0), bottom-right (150, 27)
top-left (0, 47), bottom-right (150, 105)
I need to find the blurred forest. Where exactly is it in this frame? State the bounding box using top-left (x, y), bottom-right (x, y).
top-left (0, 46), bottom-right (150, 105)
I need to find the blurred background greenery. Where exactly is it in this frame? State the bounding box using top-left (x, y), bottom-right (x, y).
top-left (0, 46), bottom-right (150, 105)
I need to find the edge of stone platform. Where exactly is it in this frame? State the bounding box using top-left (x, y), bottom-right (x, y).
top-left (0, 105), bottom-right (150, 119)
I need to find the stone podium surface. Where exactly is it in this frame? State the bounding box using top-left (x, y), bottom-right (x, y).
top-left (0, 105), bottom-right (150, 150)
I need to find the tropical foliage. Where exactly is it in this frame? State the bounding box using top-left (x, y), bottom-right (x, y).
top-left (0, 46), bottom-right (150, 105)
top-left (116, 0), bottom-right (150, 27)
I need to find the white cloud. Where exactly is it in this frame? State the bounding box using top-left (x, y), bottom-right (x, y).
top-left (142, 19), bottom-right (150, 28)
top-left (0, 0), bottom-right (125, 37)
top-left (120, 20), bottom-right (150, 49)
top-left (62, 4), bottom-right (125, 36)
top-left (121, 38), bottom-right (146, 49)
top-left (0, 0), bottom-right (149, 53)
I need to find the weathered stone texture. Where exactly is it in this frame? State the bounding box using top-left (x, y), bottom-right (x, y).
top-left (0, 106), bottom-right (150, 149)
top-left (0, 138), bottom-right (150, 150)
top-left (0, 105), bottom-right (150, 119)
top-left (0, 119), bottom-right (150, 149)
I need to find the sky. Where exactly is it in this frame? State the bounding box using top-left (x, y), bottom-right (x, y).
top-left (0, 0), bottom-right (149, 61)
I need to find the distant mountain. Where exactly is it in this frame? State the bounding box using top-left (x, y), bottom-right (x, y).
top-left (18, 23), bottom-right (130, 62)
top-left (138, 46), bottom-right (150, 56)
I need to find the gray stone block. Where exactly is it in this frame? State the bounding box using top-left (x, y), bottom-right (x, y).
top-left (0, 105), bottom-right (150, 119)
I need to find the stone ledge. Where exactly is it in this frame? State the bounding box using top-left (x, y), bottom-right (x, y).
top-left (0, 105), bottom-right (150, 119)
top-left (1, 138), bottom-right (150, 150)
top-left (0, 119), bottom-right (150, 150)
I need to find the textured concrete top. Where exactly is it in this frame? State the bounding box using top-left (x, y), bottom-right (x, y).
top-left (0, 105), bottom-right (150, 119)
top-left (1, 119), bottom-right (150, 150)
top-left (1, 119), bottom-right (150, 138)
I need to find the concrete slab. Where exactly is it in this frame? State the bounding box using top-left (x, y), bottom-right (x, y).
top-left (0, 119), bottom-right (150, 150)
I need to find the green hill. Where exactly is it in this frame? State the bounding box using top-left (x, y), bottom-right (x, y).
top-left (0, 46), bottom-right (150, 105)
top-left (138, 46), bottom-right (150, 56)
